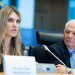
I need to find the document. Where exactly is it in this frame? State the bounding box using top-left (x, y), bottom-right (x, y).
top-left (3, 55), bottom-right (36, 75)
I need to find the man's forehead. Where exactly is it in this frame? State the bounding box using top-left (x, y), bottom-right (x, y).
top-left (65, 27), bottom-right (75, 32)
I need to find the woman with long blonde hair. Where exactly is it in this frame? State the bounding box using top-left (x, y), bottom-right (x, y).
top-left (0, 6), bottom-right (24, 71)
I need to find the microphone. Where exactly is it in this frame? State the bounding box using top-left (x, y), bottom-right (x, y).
top-left (43, 45), bottom-right (69, 74)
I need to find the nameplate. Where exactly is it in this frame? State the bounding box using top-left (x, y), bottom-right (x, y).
top-left (3, 55), bottom-right (36, 75)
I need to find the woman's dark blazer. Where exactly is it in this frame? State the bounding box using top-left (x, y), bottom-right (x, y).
top-left (46, 41), bottom-right (71, 68)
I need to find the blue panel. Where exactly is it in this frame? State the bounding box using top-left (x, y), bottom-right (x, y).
top-left (68, 0), bottom-right (75, 20)
top-left (20, 29), bottom-right (38, 46)
top-left (18, 0), bottom-right (35, 29)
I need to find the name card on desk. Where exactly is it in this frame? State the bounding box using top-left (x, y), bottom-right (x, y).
top-left (3, 55), bottom-right (36, 75)
top-left (36, 63), bottom-right (57, 73)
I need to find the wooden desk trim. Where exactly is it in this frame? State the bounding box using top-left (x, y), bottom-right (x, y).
top-left (0, 72), bottom-right (74, 75)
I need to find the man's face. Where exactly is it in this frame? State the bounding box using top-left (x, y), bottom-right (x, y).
top-left (64, 22), bottom-right (75, 49)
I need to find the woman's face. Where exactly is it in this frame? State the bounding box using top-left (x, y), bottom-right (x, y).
top-left (5, 12), bottom-right (20, 38)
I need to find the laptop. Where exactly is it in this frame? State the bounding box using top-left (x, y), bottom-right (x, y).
top-left (3, 55), bottom-right (36, 75)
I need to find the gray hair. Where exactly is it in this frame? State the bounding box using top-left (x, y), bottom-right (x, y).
top-left (64, 20), bottom-right (75, 31)
top-left (65, 20), bottom-right (75, 28)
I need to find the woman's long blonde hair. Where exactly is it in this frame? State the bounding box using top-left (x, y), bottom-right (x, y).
top-left (0, 6), bottom-right (22, 57)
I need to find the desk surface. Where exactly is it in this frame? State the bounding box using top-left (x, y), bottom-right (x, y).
top-left (0, 72), bottom-right (74, 75)
top-left (0, 73), bottom-right (53, 75)
top-left (0, 73), bottom-right (54, 75)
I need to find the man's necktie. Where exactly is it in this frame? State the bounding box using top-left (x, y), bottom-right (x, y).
top-left (70, 51), bottom-right (75, 69)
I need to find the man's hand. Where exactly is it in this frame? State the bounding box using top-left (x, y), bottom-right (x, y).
top-left (56, 64), bottom-right (68, 74)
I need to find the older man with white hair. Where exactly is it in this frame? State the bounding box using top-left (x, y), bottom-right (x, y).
top-left (47, 20), bottom-right (75, 74)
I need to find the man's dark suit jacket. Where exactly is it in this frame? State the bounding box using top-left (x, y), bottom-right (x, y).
top-left (29, 41), bottom-right (71, 68)
top-left (47, 41), bottom-right (71, 68)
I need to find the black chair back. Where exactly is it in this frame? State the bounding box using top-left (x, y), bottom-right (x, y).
top-left (36, 31), bottom-right (63, 45)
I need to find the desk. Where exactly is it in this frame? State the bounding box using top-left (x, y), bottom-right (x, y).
top-left (0, 72), bottom-right (74, 75)
top-left (0, 72), bottom-right (53, 75)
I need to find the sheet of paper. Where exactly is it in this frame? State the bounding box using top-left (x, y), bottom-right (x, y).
top-left (3, 55), bottom-right (36, 75)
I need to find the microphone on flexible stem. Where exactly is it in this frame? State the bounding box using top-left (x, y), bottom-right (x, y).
top-left (43, 45), bottom-right (68, 74)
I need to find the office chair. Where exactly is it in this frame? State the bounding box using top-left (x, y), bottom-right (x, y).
top-left (36, 31), bottom-right (63, 45)
top-left (28, 31), bottom-right (63, 63)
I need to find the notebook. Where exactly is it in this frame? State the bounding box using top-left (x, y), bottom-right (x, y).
top-left (3, 55), bottom-right (36, 75)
